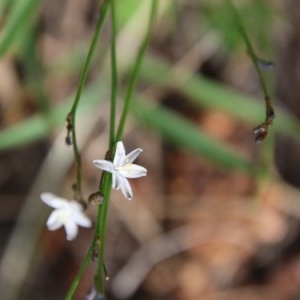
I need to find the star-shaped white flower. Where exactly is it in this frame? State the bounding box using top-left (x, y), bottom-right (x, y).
top-left (40, 193), bottom-right (92, 241)
top-left (93, 141), bottom-right (147, 200)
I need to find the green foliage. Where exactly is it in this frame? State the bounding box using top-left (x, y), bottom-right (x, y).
top-left (0, 0), bottom-right (11, 18)
top-left (0, 85), bottom-right (103, 151)
top-left (134, 98), bottom-right (253, 173)
top-left (0, 0), bottom-right (40, 57)
top-left (115, 0), bottom-right (141, 30)
top-left (201, 0), bottom-right (273, 53)
top-left (0, 1), bottom-right (295, 298)
top-left (0, 0), bottom-right (292, 170)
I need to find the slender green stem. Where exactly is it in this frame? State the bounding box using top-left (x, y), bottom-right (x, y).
top-left (67, 1), bottom-right (109, 200)
top-left (65, 243), bottom-right (94, 300)
top-left (93, 0), bottom-right (158, 293)
top-left (227, 0), bottom-right (268, 97)
top-left (115, 0), bottom-right (158, 141)
top-left (93, 0), bottom-right (119, 289)
top-left (94, 172), bottom-right (112, 293)
top-left (227, 0), bottom-right (274, 143)
top-left (109, 0), bottom-right (118, 148)
top-left (68, 0), bottom-right (158, 295)
top-left (63, 4), bottom-right (110, 298)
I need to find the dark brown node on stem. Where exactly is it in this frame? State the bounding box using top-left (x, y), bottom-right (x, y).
top-left (65, 113), bottom-right (73, 145)
top-left (105, 148), bottom-right (114, 161)
top-left (253, 96), bottom-right (275, 143)
top-left (266, 104), bottom-right (275, 121)
top-left (93, 237), bottom-right (101, 261)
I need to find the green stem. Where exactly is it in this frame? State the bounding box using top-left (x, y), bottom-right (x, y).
top-left (68, 1), bottom-right (109, 200)
top-left (109, 0), bottom-right (118, 148)
top-left (227, 0), bottom-right (274, 143)
top-left (63, 4), bottom-right (110, 298)
top-left (92, 0), bottom-right (118, 290)
top-left (115, 0), bottom-right (158, 141)
top-left (95, 172), bottom-right (112, 293)
top-left (226, 0), bottom-right (268, 98)
top-left (94, 1), bottom-right (158, 292)
top-left (65, 243), bottom-right (94, 300)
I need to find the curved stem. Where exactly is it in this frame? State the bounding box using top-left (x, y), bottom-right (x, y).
top-left (63, 3), bottom-right (109, 299)
top-left (226, 0), bottom-right (274, 143)
top-left (227, 0), bottom-right (268, 97)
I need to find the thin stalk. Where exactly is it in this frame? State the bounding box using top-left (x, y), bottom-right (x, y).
top-left (109, 0), bottom-right (118, 148)
top-left (226, 0), bottom-right (274, 143)
top-left (227, 0), bottom-right (268, 97)
top-left (93, 0), bottom-right (158, 293)
top-left (93, 0), bottom-right (119, 290)
top-left (67, 1), bottom-right (109, 200)
top-left (96, 41), bottom-right (118, 289)
top-left (95, 172), bottom-right (112, 293)
top-left (65, 243), bottom-right (94, 300)
top-left (115, 0), bottom-right (158, 141)
top-left (64, 5), bottom-right (109, 297)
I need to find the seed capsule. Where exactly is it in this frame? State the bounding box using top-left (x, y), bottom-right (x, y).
top-left (88, 191), bottom-right (104, 205)
top-left (65, 135), bottom-right (72, 145)
top-left (253, 125), bottom-right (267, 144)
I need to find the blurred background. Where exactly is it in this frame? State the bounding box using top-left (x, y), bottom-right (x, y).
top-left (1, 0), bottom-right (300, 299)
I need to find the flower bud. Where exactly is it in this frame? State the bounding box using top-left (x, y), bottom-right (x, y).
top-left (88, 191), bottom-right (104, 205)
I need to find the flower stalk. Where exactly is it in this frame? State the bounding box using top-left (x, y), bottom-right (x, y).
top-left (93, 0), bottom-right (157, 294)
top-left (115, 0), bottom-right (158, 141)
top-left (109, 0), bottom-right (118, 148)
top-left (62, 0), bottom-right (156, 298)
top-left (226, 0), bottom-right (274, 143)
top-left (65, 243), bottom-right (94, 300)
top-left (66, 0), bottom-right (109, 201)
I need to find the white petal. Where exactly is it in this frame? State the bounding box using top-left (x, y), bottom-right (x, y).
top-left (64, 221), bottom-right (78, 241)
top-left (93, 160), bottom-right (114, 173)
top-left (125, 148), bottom-right (143, 163)
top-left (41, 193), bottom-right (68, 209)
top-left (113, 141), bottom-right (126, 166)
top-left (120, 178), bottom-right (133, 200)
top-left (112, 172), bottom-right (122, 189)
top-left (46, 210), bottom-right (64, 231)
top-left (118, 164), bottom-right (147, 178)
top-left (69, 200), bottom-right (84, 213)
top-left (72, 211), bottom-right (92, 228)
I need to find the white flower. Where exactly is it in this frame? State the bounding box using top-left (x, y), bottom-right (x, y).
top-left (40, 193), bottom-right (92, 241)
top-left (93, 141), bottom-right (147, 200)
